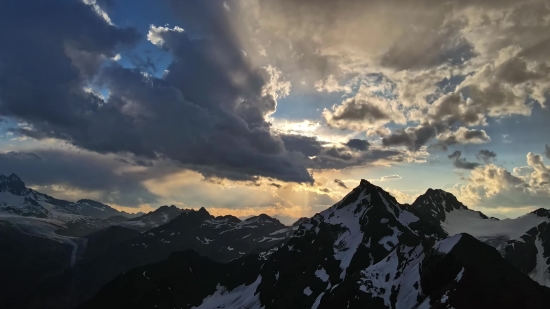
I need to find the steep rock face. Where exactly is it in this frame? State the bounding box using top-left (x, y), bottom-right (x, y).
top-left (80, 180), bottom-right (550, 309)
top-left (503, 217), bottom-right (550, 287)
top-left (410, 189), bottom-right (550, 287)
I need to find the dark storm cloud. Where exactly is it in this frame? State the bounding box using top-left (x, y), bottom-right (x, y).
top-left (280, 134), bottom-right (402, 170)
top-left (476, 149), bottom-right (497, 163)
top-left (448, 151), bottom-right (480, 170)
top-left (323, 147), bottom-right (353, 161)
top-left (0, 0), bottom-right (313, 183)
top-left (334, 179), bottom-right (348, 189)
top-left (280, 134), bottom-right (325, 157)
top-left (0, 150), bottom-right (158, 206)
top-left (345, 139), bottom-right (370, 151)
top-left (545, 145), bottom-right (550, 160)
top-left (0, 0), bottom-right (140, 126)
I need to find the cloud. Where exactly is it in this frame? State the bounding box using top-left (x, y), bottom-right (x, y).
top-left (334, 179), bottom-right (348, 189)
top-left (380, 175), bottom-right (401, 181)
top-left (382, 124), bottom-right (439, 151)
top-left (142, 170), bottom-right (338, 218)
top-left (546, 145), bottom-right (550, 160)
top-left (454, 152), bottom-right (550, 208)
top-left (219, 0), bottom-right (550, 156)
top-left (448, 151), bottom-right (480, 170)
top-left (476, 150), bottom-right (497, 164)
top-left (0, 149), bottom-right (158, 207)
top-left (437, 127), bottom-right (491, 146)
top-left (0, 0), bottom-right (315, 183)
top-left (280, 134), bottom-right (324, 157)
top-left (323, 98), bottom-right (394, 130)
top-left (279, 134), bottom-right (404, 170)
top-left (345, 139), bottom-right (370, 151)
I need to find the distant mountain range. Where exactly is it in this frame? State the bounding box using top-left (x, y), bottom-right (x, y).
top-left (1, 174), bottom-right (550, 309)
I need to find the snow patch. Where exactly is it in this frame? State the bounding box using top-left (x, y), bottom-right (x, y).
top-left (315, 268), bottom-right (329, 282)
top-left (312, 292), bottom-right (324, 309)
top-left (529, 238), bottom-right (550, 287)
top-left (434, 234), bottom-right (462, 255)
top-left (192, 275), bottom-right (264, 309)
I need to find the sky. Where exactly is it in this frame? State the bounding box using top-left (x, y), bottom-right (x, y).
top-left (1, 0), bottom-right (550, 224)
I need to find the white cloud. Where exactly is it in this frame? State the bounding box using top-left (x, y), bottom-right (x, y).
top-left (453, 152), bottom-right (550, 209)
top-left (147, 25), bottom-right (184, 46)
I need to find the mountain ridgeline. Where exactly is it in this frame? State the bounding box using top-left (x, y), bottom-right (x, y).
top-left (1, 174), bottom-right (550, 308)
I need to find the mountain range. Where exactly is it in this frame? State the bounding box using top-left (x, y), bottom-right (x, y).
top-left (1, 174), bottom-right (550, 309)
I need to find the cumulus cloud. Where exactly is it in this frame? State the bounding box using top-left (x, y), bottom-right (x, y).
top-left (323, 98), bottom-right (399, 130)
top-left (437, 127), bottom-right (491, 146)
top-left (448, 151), bottom-right (480, 170)
top-left (476, 150), bottom-right (497, 164)
top-left (382, 124), bottom-right (439, 151)
top-left (546, 144), bottom-right (550, 159)
top-left (455, 152), bottom-right (550, 208)
top-left (220, 0), bottom-right (550, 158)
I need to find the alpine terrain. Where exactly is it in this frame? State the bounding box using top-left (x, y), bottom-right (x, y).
top-left (80, 180), bottom-right (550, 309)
top-left (2, 174), bottom-right (550, 309)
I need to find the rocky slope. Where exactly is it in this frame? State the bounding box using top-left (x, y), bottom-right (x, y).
top-left (24, 208), bottom-right (290, 309)
top-left (409, 188), bottom-right (550, 287)
top-left (0, 173), bottom-right (143, 237)
top-left (114, 205), bottom-right (185, 232)
top-left (81, 180), bottom-right (550, 309)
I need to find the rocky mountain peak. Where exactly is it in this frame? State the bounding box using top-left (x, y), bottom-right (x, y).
top-left (531, 208), bottom-right (550, 218)
top-left (412, 188), bottom-right (467, 213)
top-left (0, 173), bottom-right (27, 195)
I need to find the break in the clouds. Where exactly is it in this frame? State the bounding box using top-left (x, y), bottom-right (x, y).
top-left (0, 0), bottom-right (312, 183)
top-left (1, 0), bottom-right (550, 219)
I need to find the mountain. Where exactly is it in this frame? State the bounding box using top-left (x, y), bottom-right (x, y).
top-left (0, 174), bottom-right (143, 237)
top-left (70, 199), bottom-right (144, 219)
top-left (24, 208), bottom-right (291, 309)
top-left (115, 205), bottom-right (185, 232)
top-left (409, 188), bottom-right (550, 287)
top-left (80, 180), bottom-right (550, 309)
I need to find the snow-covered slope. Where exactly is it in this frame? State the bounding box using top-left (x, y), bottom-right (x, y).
top-left (81, 180), bottom-right (550, 309)
top-left (0, 174), bottom-right (144, 237)
top-left (410, 188), bottom-right (550, 287)
top-left (26, 208), bottom-right (292, 309)
top-left (410, 188), bottom-right (548, 245)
